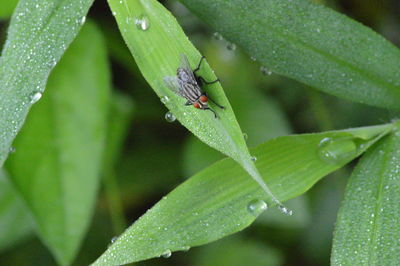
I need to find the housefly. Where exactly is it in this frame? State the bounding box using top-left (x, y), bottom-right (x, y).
top-left (163, 54), bottom-right (225, 118)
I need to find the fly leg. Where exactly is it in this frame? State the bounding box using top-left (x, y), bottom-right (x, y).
top-left (197, 76), bottom-right (220, 85)
top-left (193, 56), bottom-right (206, 74)
top-left (206, 93), bottom-right (225, 110)
top-left (205, 107), bottom-right (218, 118)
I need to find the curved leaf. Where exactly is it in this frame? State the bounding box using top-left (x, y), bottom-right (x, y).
top-left (331, 128), bottom-right (400, 265)
top-left (178, 0), bottom-right (400, 109)
top-left (5, 21), bottom-right (110, 265)
top-left (107, 0), bottom-right (280, 206)
top-left (93, 124), bottom-right (392, 265)
top-left (0, 0), bottom-right (95, 166)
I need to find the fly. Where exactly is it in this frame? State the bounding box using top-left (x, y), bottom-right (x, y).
top-left (163, 54), bottom-right (225, 118)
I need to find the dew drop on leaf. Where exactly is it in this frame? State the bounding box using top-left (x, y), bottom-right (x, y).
top-left (9, 147), bottom-right (16, 154)
top-left (227, 42), bottom-right (236, 51)
top-left (135, 15), bottom-right (150, 31)
top-left (213, 32), bottom-right (223, 40)
top-left (317, 137), bottom-right (357, 164)
top-left (29, 91), bottom-right (42, 104)
top-left (160, 96), bottom-right (169, 104)
top-left (181, 246), bottom-right (190, 251)
top-left (80, 16), bottom-right (86, 25)
top-left (165, 111), bottom-right (176, 123)
top-left (243, 132), bottom-right (248, 141)
top-left (278, 205), bottom-right (293, 216)
top-left (247, 199), bottom-right (268, 216)
top-left (260, 66), bottom-right (272, 75)
top-left (161, 249), bottom-right (172, 258)
top-left (250, 156), bottom-right (257, 162)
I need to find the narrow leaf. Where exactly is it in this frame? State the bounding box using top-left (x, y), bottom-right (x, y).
top-left (5, 21), bottom-right (110, 265)
top-left (0, 0), bottom-right (95, 166)
top-left (108, 0), bottom-right (280, 206)
top-left (93, 124), bottom-right (393, 265)
top-left (179, 0), bottom-right (400, 109)
top-left (331, 128), bottom-right (400, 265)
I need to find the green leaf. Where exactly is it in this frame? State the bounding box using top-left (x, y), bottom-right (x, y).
top-left (108, 0), bottom-right (281, 206)
top-left (103, 92), bottom-right (134, 234)
top-left (92, 124), bottom-right (392, 265)
top-left (192, 235), bottom-right (283, 266)
top-left (5, 21), bottom-right (110, 265)
top-left (331, 129), bottom-right (400, 265)
top-left (0, 0), bottom-right (18, 19)
top-left (0, 169), bottom-right (33, 251)
top-left (182, 47), bottom-right (291, 177)
top-left (0, 0), bottom-right (95, 167)
top-left (178, 0), bottom-right (400, 109)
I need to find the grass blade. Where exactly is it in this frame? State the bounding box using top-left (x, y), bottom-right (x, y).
top-left (331, 127), bottom-right (400, 265)
top-left (108, 0), bottom-right (281, 207)
top-left (178, 0), bottom-right (400, 109)
top-left (0, 0), bottom-right (95, 166)
top-left (5, 21), bottom-right (110, 265)
top-left (93, 124), bottom-right (393, 265)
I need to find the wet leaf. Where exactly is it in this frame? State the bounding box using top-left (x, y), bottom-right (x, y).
top-left (178, 0), bottom-right (400, 109)
top-left (331, 127), bottom-right (400, 265)
top-left (108, 0), bottom-right (280, 207)
top-left (0, 0), bottom-right (95, 166)
top-left (93, 124), bottom-right (392, 265)
top-left (5, 21), bottom-right (110, 265)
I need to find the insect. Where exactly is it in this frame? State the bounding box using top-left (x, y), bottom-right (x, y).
top-left (163, 54), bottom-right (225, 118)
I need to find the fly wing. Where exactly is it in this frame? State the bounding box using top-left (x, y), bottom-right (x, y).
top-left (163, 76), bottom-right (186, 98)
top-left (179, 54), bottom-right (196, 80)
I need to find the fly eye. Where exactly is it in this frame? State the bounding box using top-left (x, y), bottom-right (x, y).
top-left (199, 95), bottom-right (208, 103)
top-left (193, 102), bottom-right (201, 109)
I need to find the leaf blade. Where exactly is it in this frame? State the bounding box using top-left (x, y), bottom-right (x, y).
top-left (331, 130), bottom-right (400, 265)
top-left (93, 124), bottom-right (393, 265)
top-left (108, 0), bottom-right (280, 206)
top-left (5, 21), bottom-right (110, 265)
top-left (0, 0), bottom-right (95, 166)
top-left (178, 0), bottom-right (400, 109)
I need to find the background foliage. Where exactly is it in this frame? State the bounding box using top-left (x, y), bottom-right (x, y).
top-left (0, 0), bottom-right (399, 265)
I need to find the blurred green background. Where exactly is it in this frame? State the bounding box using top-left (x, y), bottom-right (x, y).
top-left (0, 0), bottom-right (399, 265)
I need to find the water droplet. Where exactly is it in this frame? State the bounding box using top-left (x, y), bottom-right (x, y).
top-left (243, 133), bottom-right (248, 141)
top-left (247, 199), bottom-right (268, 216)
top-left (260, 66), bottom-right (272, 75)
top-left (181, 246), bottom-right (190, 251)
top-left (80, 16), bottom-right (86, 25)
top-left (227, 42), bottom-right (236, 51)
top-left (250, 56), bottom-right (256, 61)
top-left (250, 156), bottom-right (257, 162)
top-left (135, 15), bottom-right (150, 31)
top-left (108, 236), bottom-right (119, 247)
top-left (9, 147), bottom-right (16, 154)
top-left (112, 11), bottom-right (117, 16)
top-left (278, 205), bottom-right (293, 216)
top-left (161, 96), bottom-right (169, 104)
top-left (161, 249), bottom-right (172, 258)
top-left (213, 32), bottom-right (223, 40)
top-left (165, 112), bottom-right (176, 123)
top-left (317, 137), bottom-right (357, 164)
top-left (30, 92), bottom-right (42, 104)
